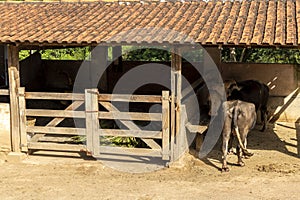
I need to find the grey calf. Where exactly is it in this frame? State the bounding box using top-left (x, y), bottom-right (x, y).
top-left (222, 100), bottom-right (257, 172)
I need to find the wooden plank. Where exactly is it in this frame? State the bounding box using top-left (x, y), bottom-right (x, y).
top-left (26, 109), bottom-right (86, 118)
top-left (18, 87), bottom-right (28, 152)
top-left (25, 92), bottom-right (85, 101)
top-left (85, 89), bottom-right (100, 156)
top-left (161, 91), bottom-right (170, 160)
top-left (26, 126), bottom-right (86, 135)
top-left (8, 45), bottom-right (21, 152)
top-left (28, 142), bottom-right (85, 152)
top-left (0, 89), bottom-right (9, 95)
top-left (100, 101), bottom-right (162, 150)
top-left (99, 145), bottom-right (161, 157)
top-left (99, 94), bottom-right (161, 103)
top-left (29, 101), bottom-right (84, 143)
top-left (99, 129), bottom-right (162, 139)
top-left (98, 111), bottom-right (162, 121)
top-left (186, 122), bottom-right (207, 134)
top-left (25, 92), bottom-right (161, 103)
top-left (170, 93), bottom-right (176, 162)
top-left (38, 136), bottom-right (74, 143)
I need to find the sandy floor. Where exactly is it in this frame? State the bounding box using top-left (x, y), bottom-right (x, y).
top-left (0, 122), bottom-right (299, 200)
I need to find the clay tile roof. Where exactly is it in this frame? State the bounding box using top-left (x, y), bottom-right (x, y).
top-left (0, 0), bottom-right (299, 47)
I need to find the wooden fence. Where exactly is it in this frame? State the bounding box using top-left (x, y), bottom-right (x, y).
top-left (19, 88), bottom-right (171, 160)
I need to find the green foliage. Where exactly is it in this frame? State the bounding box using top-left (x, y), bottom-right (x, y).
top-left (100, 120), bottom-right (139, 148)
top-left (110, 136), bottom-right (139, 147)
top-left (222, 47), bottom-right (300, 64)
top-left (19, 50), bottom-right (31, 61)
top-left (122, 46), bottom-right (204, 62)
top-left (71, 136), bottom-right (86, 144)
top-left (40, 47), bottom-right (90, 60)
top-left (19, 47), bottom-right (90, 61)
top-left (122, 46), bottom-right (171, 61)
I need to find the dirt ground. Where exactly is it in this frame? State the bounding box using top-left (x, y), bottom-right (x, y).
top-left (0, 122), bottom-right (300, 200)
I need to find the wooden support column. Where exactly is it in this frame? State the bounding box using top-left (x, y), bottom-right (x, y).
top-left (85, 88), bottom-right (100, 156)
top-left (171, 47), bottom-right (182, 161)
top-left (7, 45), bottom-right (21, 152)
top-left (91, 46), bottom-right (108, 92)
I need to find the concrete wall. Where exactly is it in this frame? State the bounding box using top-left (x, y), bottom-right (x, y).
top-left (221, 62), bottom-right (297, 96)
top-left (267, 67), bottom-right (300, 122)
top-left (220, 62), bottom-right (299, 122)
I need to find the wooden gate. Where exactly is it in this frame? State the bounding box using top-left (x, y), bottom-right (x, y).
top-left (19, 88), bottom-right (171, 161)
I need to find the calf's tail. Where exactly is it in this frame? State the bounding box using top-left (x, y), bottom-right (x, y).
top-left (232, 106), bottom-right (253, 157)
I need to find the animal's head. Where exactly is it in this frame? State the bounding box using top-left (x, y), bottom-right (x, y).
top-left (224, 79), bottom-right (239, 98)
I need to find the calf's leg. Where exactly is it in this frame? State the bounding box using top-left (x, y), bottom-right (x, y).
top-left (222, 129), bottom-right (231, 172)
top-left (260, 107), bottom-right (268, 132)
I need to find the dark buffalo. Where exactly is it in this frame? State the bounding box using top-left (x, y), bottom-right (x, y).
top-left (222, 100), bottom-right (256, 172)
top-left (226, 80), bottom-right (269, 131)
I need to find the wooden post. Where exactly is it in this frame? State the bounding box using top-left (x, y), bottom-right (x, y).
top-left (18, 87), bottom-right (27, 152)
top-left (85, 89), bottom-right (100, 156)
top-left (7, 45), bottom-right (21, 152)
top-left (170, 52), bottom-right (176, 162)
top-left (171, 46), bottom-right (182, 161)
top-left (162, 90), bottom-right (170, 160)
top-left (170, 93), bottom-right (175, 161)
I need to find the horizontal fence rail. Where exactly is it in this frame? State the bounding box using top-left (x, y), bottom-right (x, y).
top-left (25, 92), bottom-right (85, 101)
top-left (0, 89), bottom-right (9, 95)
top-left (26, 109), bottom-right (86, 118)
top-left (98, 129), bottom-right (162, 139)
top-left (25, 92), bottom-right (162, 103)
top-left (26, 126), bottom-right (86, 135)
top-left (98, 94), bottom-right (162, 103)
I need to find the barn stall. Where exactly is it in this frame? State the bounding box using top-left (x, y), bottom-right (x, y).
top-left (0, 0), bottom-right (299, 165)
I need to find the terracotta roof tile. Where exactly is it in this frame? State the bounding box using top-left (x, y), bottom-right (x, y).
top-left (240, 1), bottom-right (259, 45)
top-left (274, 0), bottom-right (286, 45)
top-left (0, 1), bottom-right (300, 46)
top-left (188, 1), bottom-right (212, 41)
top-left (251, 1), bottom-right (267, 45)
top-left (206, 0), bottom-right (232, 45)
top-left (196, 1), bottom-right (223, 44)
top-left (262, 0), bottom-right (276, 45)
top-left (217, 1), bottom-right (240, 45)
top-left (228, 1), bottom-right (250, 45)
top-left (296, 0), bottom-right (300, 45)
top-left (286, 0), bottom-right (296, 45)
